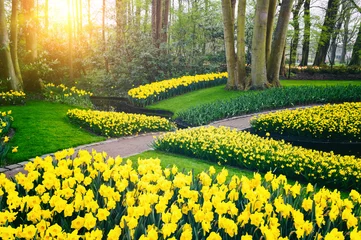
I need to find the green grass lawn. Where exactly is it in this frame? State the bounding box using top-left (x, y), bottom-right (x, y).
top-left (0, 101), bottom-right (105, 164)
top-left (147, 80), bottom-right (361, 116)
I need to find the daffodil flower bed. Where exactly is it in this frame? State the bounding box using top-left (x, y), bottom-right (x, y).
top-left (0, 90), bottom-right (26, 106)
top-left (251, 102), bottom-right (361, 142)
top-left (153, 126), bottom-right (361, 191)
top-left (43, 83), bottom-right (93, 108)
top-left (128, 72), bottom-right (228, 106)
top-left (1, 149), bottom-right (361, 239)
top-left (67, 109), bottom-right (176, 137)
top-left (0, 111), bottom-right (13, 163)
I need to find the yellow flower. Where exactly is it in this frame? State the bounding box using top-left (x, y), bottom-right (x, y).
top-left (71, 216), bottom-right (85, 230)
top-left (207, 232), bottom-right (222, 240)
top-left (12, 146), bottom-right (18, 153)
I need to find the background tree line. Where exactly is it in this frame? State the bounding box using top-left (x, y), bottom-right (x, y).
top-left (0, 0), bottom-right (360, 95)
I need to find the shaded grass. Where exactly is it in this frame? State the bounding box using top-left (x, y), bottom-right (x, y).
top-left (0, 101), bottom-right (105, 164)
top-left (127, 150), bottom-right (349, 198)
top-left (147, 80), bottom-right (361, 116)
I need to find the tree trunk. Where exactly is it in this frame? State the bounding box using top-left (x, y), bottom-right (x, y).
top-left (44, 0), bottom-right (48, 32)
top-left (23, 0), bottom-right (37, 63)
top-left (152, 0), bottom-right (162, 47)
top-left (280, 45), bottom-right (287, 77)
top-left (88, 0), bottom-right (92, 38)
top-left (161, 0), bottom-right (170, 45)
top-left (236, 0), bottom-right (247, 90)
top-left (116, 0), bottom-right (126, 46)
top-left (102, 0), bottom-right (109, 73)
top-left (251, 0), bottom-right (269, 90)
top-left (313, 0), bottom-right (340, 66)
top-left (0, 0), bottom-right (21, 91)
top-left (221, 0), bottom-right (237, 89)
top-left (10, 0), bottom-right (23, 85)
top-left (349, 21), bottom-right (361, 66)
top-left (68, 0), bottom-right (74, 81)
top-left (267, 0), bottom-right (294, 87)
top-left (299, 0), bottom-right (310, 66)
top-left (265, 0), bottom-right (277, 63)
top-left (330, 11), bottom-right (343, 65)
top-left (290, 0), bottom-right (303, 65)
top-left (340, 2), bottom-right (351, 64)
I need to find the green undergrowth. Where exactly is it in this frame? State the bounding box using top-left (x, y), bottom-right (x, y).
top-left (176, 85), bottom-right (361, 127)
top-left (0, 101), bottom-right (105, 164)
top-left (147, 80), bottom-right (361, 117)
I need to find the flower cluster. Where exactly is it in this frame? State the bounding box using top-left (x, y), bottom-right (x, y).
top-left (0, 111), bottom-right (13, 163)
top-left (67, 109), bottom-right (176, 137)
top-left (128, 72), bottom-right (228, 106)
top-left (251, 102), bottom-right (361, 142)
top-left (43, 83), bottom-right (93, 108)
top-left (0, 90), bottom-right (26, 106)
top-left (154, 126), bottom-right (361, 191)
top-left (1, 149), bottom-right (361, 239)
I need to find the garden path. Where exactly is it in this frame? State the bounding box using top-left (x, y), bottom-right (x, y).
top-left (4, 105), bottom-right (319, 178)
top-left (2, 115), bottom-right (253, 178)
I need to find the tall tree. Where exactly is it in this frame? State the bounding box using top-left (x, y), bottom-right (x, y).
top-left (265, 0), bottom-right (278, 63)
top-left (290, 0), bottom-right (303, 65)
top-left (221, 0), bottom-right (237, 89)
top-left (161, 0), bottom-right (170, 45)
top-left (102, 0), bottom-right (109, 73)
top-left (23, 0), bottom-right (38, 63)
top-left (44, 0), bottom-right (48, 32)
top-left (299, 0), bottom-right (310, 66)
top-left (68, 0), bottom-right (74, 81)
top-left (10, 0), bottom-right (23, 85)
top-left (116, 0), bottom-right (126, 46)
top-left (329, 6), bottom-right (343, 65)
top-left (348, 0), bottom-right (361, 66)
top-left (313, 0), bottom-right (340, 66)
top-left (0, 0), bottom-right (22, 91)
top-left (236, 0), bottom-right (247, 90)
top-left (267, 0), bottom-right (294, 87)
top-left (340, 1), bottom-right (352, 64)
top-left (251, 0), bottom-right (269, 89)
top-left (349, 22), bottom-right (361, 66)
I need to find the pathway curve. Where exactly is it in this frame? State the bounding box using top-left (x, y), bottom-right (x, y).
top-left (2, 105), bottom-right (319, 178)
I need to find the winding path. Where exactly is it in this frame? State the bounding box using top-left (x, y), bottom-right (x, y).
top-left (1, 105), bottom-right (321, 178)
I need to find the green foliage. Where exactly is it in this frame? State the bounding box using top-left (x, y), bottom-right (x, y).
top-left (43, 83), bottom-right (93, 108)
top-left (176, 85), bottom-right (361, 127)
top-left (0, 111), bottom-right (13, 164)
top-left (0, 101), bottom-right (105, 164)
top-left (290, 65), bottom-right (361, 74)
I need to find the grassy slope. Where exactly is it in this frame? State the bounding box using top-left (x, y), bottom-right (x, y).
top-left (147, 80), bottom-right (361, 116)
top-left (0, 101), bottom-right (105, 164)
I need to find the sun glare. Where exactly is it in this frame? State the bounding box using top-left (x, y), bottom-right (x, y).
top-left (49, 1), bottom-right (71, 24)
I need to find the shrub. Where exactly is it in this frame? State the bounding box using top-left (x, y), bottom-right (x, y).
top-left (154, 126), bottom-right (361, 191)
top-left (127, 72), bottom-right (228, 106)
top-left (251, 102), bottom-right (361, 142)
top-left (0, 111), bottom-right (13, 163)
top-left (290, 65), bottom-right (361, 75)
top-left (43, 83), bottom-right (93, 108)
top-left (67, 109), bottom-right (176, 137)
top-left (1, 149), bottom-right (361, 239)
top-left (177, 85), bottom-right (361, 127)
top-left (0, 90), bottom-right (26, 106)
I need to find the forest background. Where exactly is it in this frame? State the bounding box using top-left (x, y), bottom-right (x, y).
top-left (0, 0), bottom-right (361, 96)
